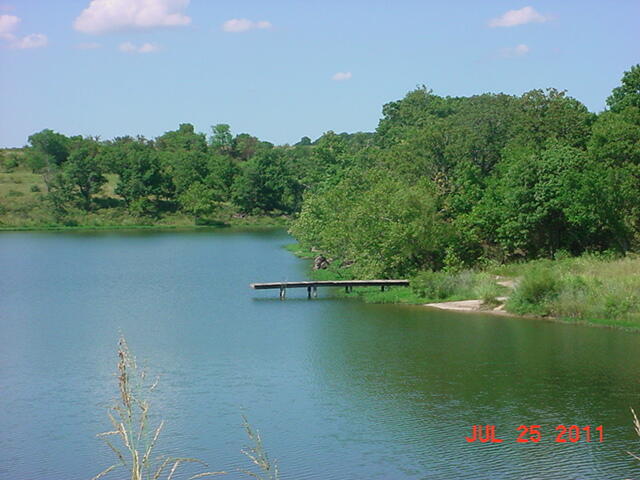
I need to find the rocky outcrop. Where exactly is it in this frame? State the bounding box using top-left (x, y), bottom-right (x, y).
top-left (313, 255), bottom-right (331, 270)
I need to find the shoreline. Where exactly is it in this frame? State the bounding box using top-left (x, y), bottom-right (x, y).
top-left (424, 297), bottom-right (510, 315)
top-left (288, 244), bottom-right (640, 332)
top-left (0, 217), bottom-right (289, 233)
top-left (423, 298), bottom-right (640, 332)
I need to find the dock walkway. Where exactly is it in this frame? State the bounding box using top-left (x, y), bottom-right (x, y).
top-left (250, 280), bottom-right (409, 299)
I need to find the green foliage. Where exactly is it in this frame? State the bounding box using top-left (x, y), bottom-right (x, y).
top-left (2, 153), bottom-right (20, 172)
top-left (156, 123), bottom-right (207, 153)
top-left (589, 107), bottom-right (640, 167)
top-left (178, 182), bottom-right (220, 222)
top-left (232, 150), bottom-right (301, 214)
top-left (471, 142), bottom-right (631, 258)
top-left (114, 143), bottom-right (171, 212)
top-left (63, 139), bottom-right (107, 210)
top-left (607, 64), bottom-right (640, 113)
top-left (474, 274), bottom-right (503, 307)
top-left (512, 88), bottom-right (593, 150)
top-left (410, 270), bottom-right (477, 301)
top-left (507, 268), bottom-right (561, 315)
top-left (292, 169), bottom-right (450, 277)
top-left (209, 123), bottom-right (233, 154)
top-left (28, 129), bottom-right (71, 165)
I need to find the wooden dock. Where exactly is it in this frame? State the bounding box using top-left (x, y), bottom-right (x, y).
top-left (250, 280), bottom-right (410, 299)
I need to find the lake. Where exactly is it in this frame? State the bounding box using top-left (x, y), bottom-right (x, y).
top-left (1, 229), bottom-right (639, 479)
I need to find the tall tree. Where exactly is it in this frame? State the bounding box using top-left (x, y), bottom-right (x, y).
top-left (63, 139), bottom-right (107, 210)
top-left (607, 64), bottom-right (640, 113)
top-left (27, 129), bottom-right (70, 166)
top-left (209, 124), bottom-right (233, 154)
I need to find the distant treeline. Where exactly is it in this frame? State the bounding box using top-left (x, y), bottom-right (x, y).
top-left (3, 65), bottom-right (639, 276)
top-left (3, 122), bottom-right (373, 221)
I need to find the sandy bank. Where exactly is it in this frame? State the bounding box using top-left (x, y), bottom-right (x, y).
top-left (425, 297), bottom-right (510, 315)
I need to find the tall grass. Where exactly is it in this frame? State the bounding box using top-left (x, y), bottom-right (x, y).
top-left (410, 270), bottom-right (477, 301)
top-left (240, 416), bottom-right (280, 480)
top-left (95, 336), bottom-right (280, 480)
top-left (503, 254), bottom-right (640, 326)
top-left (93, 337), bottom-right (225, 480)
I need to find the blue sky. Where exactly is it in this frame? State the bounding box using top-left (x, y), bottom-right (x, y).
top-left (0, 1), bottom-right (638, 147)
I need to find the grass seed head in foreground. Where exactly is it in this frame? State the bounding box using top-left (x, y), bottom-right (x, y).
top-left (93, 336), bottom-right (225, 480)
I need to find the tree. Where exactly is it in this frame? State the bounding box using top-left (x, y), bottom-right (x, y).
top-left (291, 168), bottom-right (449, 277)
top-left (114, 143), bottom-right (171, 213)
top-left (589, 107), bottom-right (640, 167)
top-left (231, 133), bottom-right (260, 161)
top-left (178, 182), bottom-right (220, 223)
top-left (607, 64), bottom-right (640, 113)
top-left (205, 153), bottom-right (238, 201)
top-left (63, 140), bottom-right (107, 210)
top-left (27, 129), bottom-right (70, 166)
top-left (512, 89), bottom-right (594, 150)
top-left (209, 124), bottom-right (233, 154)
top-left (471, 143), bottom-right (632, 258)
top-left (232, 150), bottom-right (301, 214)
top-left (375, 87), bottom-right (458, 148)
top-left (156, 123), bottom-right (207, 153)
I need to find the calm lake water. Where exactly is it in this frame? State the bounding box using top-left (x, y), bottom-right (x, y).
top-left (1, 229), bottom-right (640, 479)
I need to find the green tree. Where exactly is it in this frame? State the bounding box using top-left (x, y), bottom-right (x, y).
top-left (232, 150), bottom-right (301, 214)
top-left (114, 143), bottom-right (171, 213)
top-left (178, 182), bottom-right (220, 223)
top-left (27, 129), bottom-right (70, 166)
top-left (156, 123), bottom-right (207, 152)
top-left (63, 140), bottom-right (107, 210)
top-left (589, 107), bottom-right (640, 167)
top-left (209, 124), bottom-right (233, 154)
top-left (291, 169), bottom-right (449, 277)
top-left (512, 89), bottom-right (594, 150)
top-left (231, 133), bottom-right (260, 161)
top-left (607, 64), bottom-right (640, 113)
top-left (471, 143), bottom-right (631, 258)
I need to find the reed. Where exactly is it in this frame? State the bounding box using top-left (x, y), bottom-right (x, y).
top-left (239, 415), bottom-right (280, 480)
top-left (93, 336), bottom-right (225, 480)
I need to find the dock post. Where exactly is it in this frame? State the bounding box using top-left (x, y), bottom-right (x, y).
top-left (307, 286), bottom-right (312, 299)
top-left (312, 285), bottom-right (318, 298)
top-left (381, 285), bottom-right (385, 292)
top-left (279, 285), bottom-right (286, 300)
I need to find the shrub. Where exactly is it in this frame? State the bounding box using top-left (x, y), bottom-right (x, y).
top-left (507, 267), bottom-right (560, 315)
top-left (30, 185), bottom-right (41, 193)
top-left (411, 270), bottom-right (476, 301)
top-left (548, 275), bottom-right (590, 319)
top-left (474, 274), bottom-right (502, 308)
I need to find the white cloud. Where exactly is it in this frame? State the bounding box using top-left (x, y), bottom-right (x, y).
top-left (0, 13), bottom-right (19, 39)
top-left (138, 42), bottom-right (159, 53)
top-left (119, 41), bottom-right (136, 52)
top-left (222, 18), bottom-right (272, 33)
top-left (499, 44), bottom-right (530, 57)
top-left (75, 0), bottom-right (191, 35)
top-left (76, 42), bottom-right (101, 49)
top-left (12, 32), bottom-right (48, 49)
top-left (119, 41), bottom-right (159, 53)
top-left (0, 14), bottom-right (48, 49)
top-left (332, 71), bottom-right (352, 81)
top-left (489, 6), bottom-right (549, 27)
